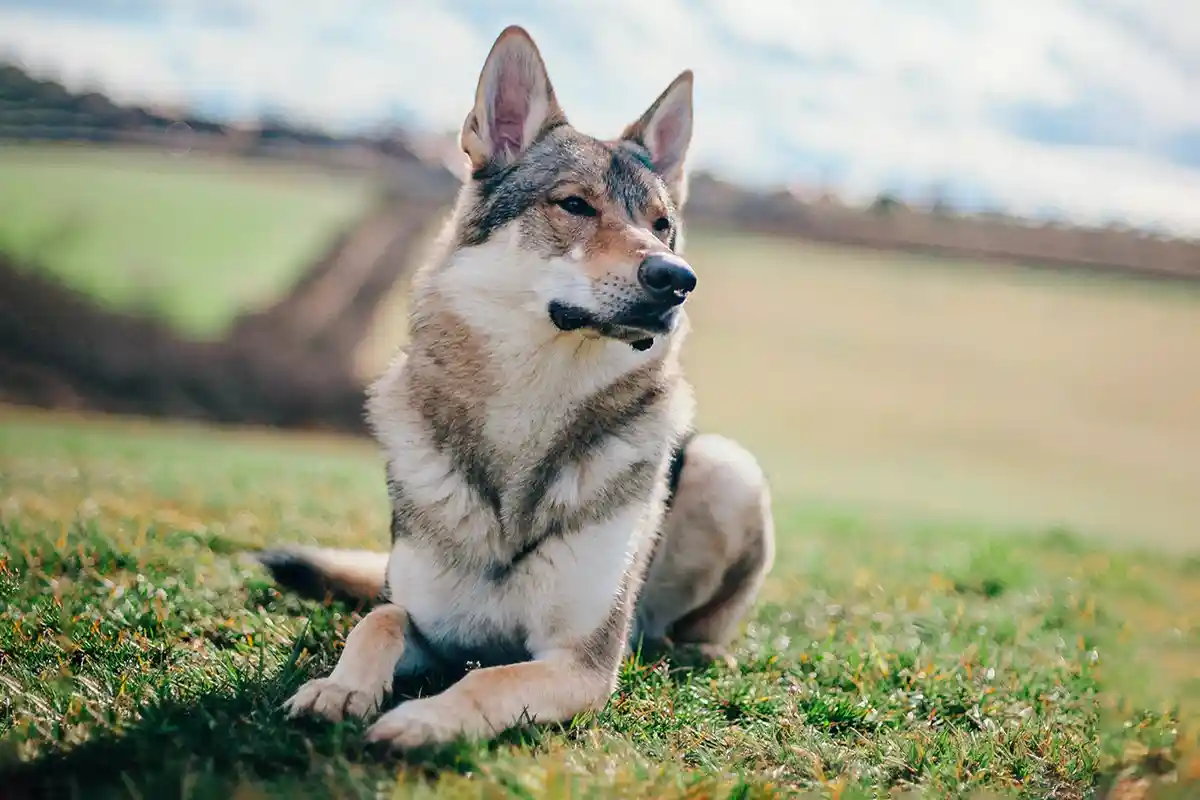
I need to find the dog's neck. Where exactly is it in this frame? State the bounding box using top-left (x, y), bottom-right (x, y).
top-left (397, 287), bottom-right (686, 463)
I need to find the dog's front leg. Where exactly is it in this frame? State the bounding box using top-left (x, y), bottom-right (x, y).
top-left (284, 603), bottom-right (408, 722)
top-left (363, 650), bottom-right (613, 748)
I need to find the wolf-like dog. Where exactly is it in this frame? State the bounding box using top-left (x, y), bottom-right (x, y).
top-left (255, 24), bottom-right (775, 750)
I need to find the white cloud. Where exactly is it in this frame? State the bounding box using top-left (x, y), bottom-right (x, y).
top-left (0, 2), bottom-right (485, 128)
top-left (1, 1), bottom-right (1199, 235)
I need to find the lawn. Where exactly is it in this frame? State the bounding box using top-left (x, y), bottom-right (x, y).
top-left (0, 143), bottom-right (377, 338)
top-left (1, 407), bottom-right (1196, 798)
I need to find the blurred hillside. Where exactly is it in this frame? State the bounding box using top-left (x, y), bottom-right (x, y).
top-left (0, 63), bottom-right (460, 196)
top-left (2, 61), bottom-right (1199, 439)
top-left (3, 61), bottom-right (1198, 280)
top-left (2, 57), bottom-right (1198, 549)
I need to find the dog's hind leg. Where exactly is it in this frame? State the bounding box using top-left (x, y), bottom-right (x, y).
top-left (637, 433), bottom-right (775, 660)
top-left (284, 602), bottom-right (409, 722)
top-left (668, 514), bottom-right (773, 649)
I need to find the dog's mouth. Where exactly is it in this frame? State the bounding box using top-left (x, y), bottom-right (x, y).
top-left (548, 301), bottom-right (680, 351)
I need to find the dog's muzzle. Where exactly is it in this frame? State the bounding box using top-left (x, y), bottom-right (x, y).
top-left (548, 254), bottom-right (697, 351)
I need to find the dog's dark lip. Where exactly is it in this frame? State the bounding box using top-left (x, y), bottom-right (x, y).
top-left (547, 301), bottom-right (593, 332)
top-left (610, 305), bottom-right (680, 335)
top-left (547, 301), bottom-right (679, 349)
top-left (548, 305), bottom-right (676, 334)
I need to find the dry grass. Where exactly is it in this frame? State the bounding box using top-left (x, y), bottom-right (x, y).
top-left (683, 232), bottom-right (1200, 548)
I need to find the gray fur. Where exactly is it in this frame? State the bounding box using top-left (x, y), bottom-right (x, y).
top-left (460, 126), bottom-right (678, 253)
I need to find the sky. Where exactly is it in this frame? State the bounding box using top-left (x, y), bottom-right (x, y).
top-left (2, 0), bottom-right (1199, 236)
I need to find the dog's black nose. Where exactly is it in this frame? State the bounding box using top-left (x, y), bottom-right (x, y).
top-left (637, 253), bottom-right (696, 304)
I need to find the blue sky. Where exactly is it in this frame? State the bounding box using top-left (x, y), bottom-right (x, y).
top-left (2, 0), bottom-right (1199, 235)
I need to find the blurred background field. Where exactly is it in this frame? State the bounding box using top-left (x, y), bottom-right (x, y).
top-left (1, 4), bottom-right (1198, 797)
top-left (0, 143), bottom-right (375, 336)
top-left (4, 135), bottom-right (1196, 547)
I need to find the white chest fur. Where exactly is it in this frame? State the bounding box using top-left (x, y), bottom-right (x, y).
top-left (387, 498), bottom-right (649, 657)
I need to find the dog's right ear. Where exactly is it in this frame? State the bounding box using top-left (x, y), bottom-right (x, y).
top-left (619, 70), bottom-right (694, 206)
top-left (461, 25), bottom-right (566, 173)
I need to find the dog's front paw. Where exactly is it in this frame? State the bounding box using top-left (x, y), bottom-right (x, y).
top-left (363, 697), bottom-right (474, 749)
top-left (283, 677), bottom-right (384, 722)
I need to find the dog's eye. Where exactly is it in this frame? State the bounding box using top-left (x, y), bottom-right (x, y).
top-left (555, 196), bottom-right (597, 217)
top-left (653, 217), bottom-right (671, 233)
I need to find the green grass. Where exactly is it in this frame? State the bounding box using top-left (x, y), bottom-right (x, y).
top-left (1, 408), bottom-right (1196, 798)
top-left (0, 143), bottom-right (376, 337)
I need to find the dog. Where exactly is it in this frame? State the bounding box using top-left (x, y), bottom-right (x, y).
top-left (254, 24), bottom-right (775, 750)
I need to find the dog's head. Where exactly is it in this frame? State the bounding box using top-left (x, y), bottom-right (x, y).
top-left (444, 25), bottom-right (696, 351)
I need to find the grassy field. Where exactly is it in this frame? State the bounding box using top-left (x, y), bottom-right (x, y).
top-left (3, 158), bottom-right (1200, 795)
top-left (0, 143), bottom-right (375, 337)
top-left (0, 407), bottom-right (1196, 798)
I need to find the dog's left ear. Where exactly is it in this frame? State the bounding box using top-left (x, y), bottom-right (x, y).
top-left (620, 70), bottom-right (694, 206)
top-left (461, 25), bottom-right (566, 173)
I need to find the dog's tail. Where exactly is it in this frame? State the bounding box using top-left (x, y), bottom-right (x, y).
top-left (252, 546), bottom-right (388, 606)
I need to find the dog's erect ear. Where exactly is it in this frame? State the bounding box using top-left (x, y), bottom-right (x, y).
top-left (620, 70), bottom-right (694, 205)
top-left (461, 25), bottom-right (566, 173)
